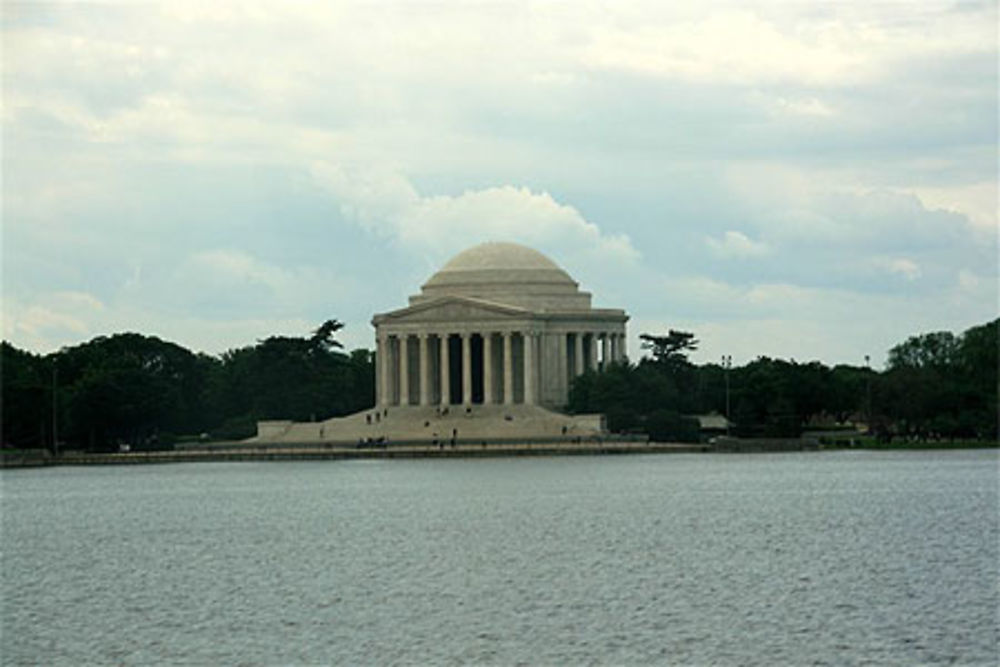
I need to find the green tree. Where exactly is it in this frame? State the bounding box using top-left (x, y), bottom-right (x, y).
top-left (1, 343), bottom-right (52, 449)
top-left (887, 331), bottom-right (960, 370)
top-left (876, 320), bottom-right (997, 441)
top-left (568, 363), bottom-right (644, 432)
top-left (639, 330), bottom-right (698, 368)
top-left (55, 333), bottom-right (215, 451)
top-left (728, 357), bottom-right (806, 437)
top-left (646, 409), bottom-right (700, 443)
top-left (310, 319), bottom-right (345, 351)
top-left (952, 319), bottom-right (997, 439)
top-left (828, 365), bottom-right (872, 424)
top-left (205, 321), bottom-right (374, 434)
top-left (570, 331), bottom-right (699, 436)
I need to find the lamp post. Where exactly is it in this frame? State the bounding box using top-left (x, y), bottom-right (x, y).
top-left (722, 355), bottom-right (732, 437)
top-left (864, 354), bottom-right (872, 436)
top-left (51, 360), bottom-right (59, 457)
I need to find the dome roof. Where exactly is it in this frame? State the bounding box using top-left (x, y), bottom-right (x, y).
top-left (438, 242), bottom-right (566, 274)
top-left (412, 242), bottom-right (591, 310)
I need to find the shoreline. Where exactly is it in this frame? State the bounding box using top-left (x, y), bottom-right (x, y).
top-left (1, 441), bottom-right (702, 467)
top-left (3, 439), bottom-right (996, 468)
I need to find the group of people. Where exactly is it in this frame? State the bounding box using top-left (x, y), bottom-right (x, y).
top-left (364, 408), bottom-right (390, 425)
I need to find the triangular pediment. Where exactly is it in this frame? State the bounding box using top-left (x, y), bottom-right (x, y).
top-left (375, 296), bottom-right (533, 324)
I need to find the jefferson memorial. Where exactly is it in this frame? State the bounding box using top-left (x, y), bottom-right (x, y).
top-left (255, 242), bottom-right (628, 444)
top-left (374, 242), bottom-right (628, 410)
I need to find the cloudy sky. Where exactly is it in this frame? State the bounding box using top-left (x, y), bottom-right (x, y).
top-left (3, 0), bottom-right (997, 367)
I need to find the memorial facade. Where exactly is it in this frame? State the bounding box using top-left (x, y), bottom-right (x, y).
top-left (372, 242), bottom-right (629, 410)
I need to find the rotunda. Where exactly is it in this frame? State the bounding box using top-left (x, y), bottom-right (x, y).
top-left (372, 242), bottom-right (629, 409)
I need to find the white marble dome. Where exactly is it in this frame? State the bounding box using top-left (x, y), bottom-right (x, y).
top-left (438, 242), bottom-right (567, 273)
top-left (412, 242), bottom-right (592, 310)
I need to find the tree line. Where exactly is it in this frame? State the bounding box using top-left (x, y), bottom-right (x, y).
top-left (2, 320), bottom-right (373, 452)
top-left (569, 318), bottom-right (997, 443)
top-left (1, 317), bottom-right (995, 451)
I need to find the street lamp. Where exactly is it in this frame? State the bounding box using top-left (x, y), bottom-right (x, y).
top-left (51, 360), bottom-right (59, 457)
top-left (722, 355), bottom-right (732, 437)
top-left (864, 354), bottom-right (872, 436)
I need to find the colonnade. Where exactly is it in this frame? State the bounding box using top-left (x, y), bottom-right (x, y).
top-left (376, 330), bottom-right (626, 408)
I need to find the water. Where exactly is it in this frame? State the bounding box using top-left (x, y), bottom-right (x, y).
top-left (2, 450), bottom-right (997, 665)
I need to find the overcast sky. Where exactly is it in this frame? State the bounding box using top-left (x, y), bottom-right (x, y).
top-left (3, 0), bottom-right (997, 367)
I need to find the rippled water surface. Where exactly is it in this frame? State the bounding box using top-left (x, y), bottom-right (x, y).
top-left (2, 450), bottom-right (997, 665)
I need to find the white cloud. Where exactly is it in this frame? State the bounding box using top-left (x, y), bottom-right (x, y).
top-left (3, 291), bottom-right (106, 351)
top-left (770, 96), bottom-right (836, 118)
top-left (311, 162), bottom-right (639, 264)
top-left (18, 307), bottom-right (90, 336)
top-left (908, 182), bottom-right (998, 234)
top-left (957, 269), bottom-right (980, 291)
top-left (581, 10), bottom-right (864, 85)
top-left (184, 249), bottom-right (292, 291)
top-left (874, 257), bottom-right (922, 281)
top-left (166, 248), bottom-right (371, 323)
top-left (663, 275), bottom-right (745, 302)
top-left (706, 230), bottom-right (769, 258)
top-left (724, 165), bottom-right (990, 262)
top-left (310, 163), bottom-right (418, 234)
top-left (580, 3), bottom-right (995, 86)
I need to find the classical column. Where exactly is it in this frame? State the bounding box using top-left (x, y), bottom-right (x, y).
top-left (418, 333), bottom-right (430, 406)
top-left (391, 334), bottom-right (400, 405)
top-left (398, 334), bottom-right (410, 406)
top-left (617, 333), bottom-right (627, 362)
top-left (523, 331), bottom-right (536, 405)
top-left (439, 334), bottom-right (451, 406)
top-left (601, 333), bottom-right (610, 371)
top-left (483, 333), bottom-right (494, 405)
top-left (503, 331), bottom-right (514, 405)
top-left (376, 333), bottom-right (388, 406)
top-left (461, 332), bottom-right (473, 406)
top-left (557, 332), bottom-right (567, 394)
top-left (610, 334), bottom-right (619, 363)
top-left (589, 333), bottom-right (598, 372)
top-left (574, 332), bottom-right (584, 376)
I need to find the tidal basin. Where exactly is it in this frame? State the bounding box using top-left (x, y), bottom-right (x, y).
top-left (2, 450), bottom-right (997, 665)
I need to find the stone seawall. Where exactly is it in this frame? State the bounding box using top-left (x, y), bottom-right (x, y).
top-left (709, 436), bottom-right (820, 452)
top-left (0, 451), bottom-right (53, 468)
top-left (10, 441), bottom-right (707, 467)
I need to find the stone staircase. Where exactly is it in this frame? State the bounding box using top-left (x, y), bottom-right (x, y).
top-left (252, 404), bottom-right (605, 445)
